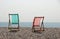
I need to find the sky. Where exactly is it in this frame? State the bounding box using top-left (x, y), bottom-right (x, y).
top-left (0, 0), bottom-right (60, 22)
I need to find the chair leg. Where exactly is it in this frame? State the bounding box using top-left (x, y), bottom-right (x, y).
top-left (18, 23), bottom-right (20, 31)
top-left (42, 23), bottom-right (44, 31)
top-left (32, 27), bottom-right (34, 32)
top-left (41, 21), bottom-right (44, 31)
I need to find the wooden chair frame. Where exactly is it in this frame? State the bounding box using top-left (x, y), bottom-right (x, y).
top-left (8, 14), bottom-right (19, 31)
top-left (32, 17), bottom-right (44, 32)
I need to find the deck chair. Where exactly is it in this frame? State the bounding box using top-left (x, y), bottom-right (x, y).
top-left (32, 17), bottom-right (44, 32)
top-left (8, 14), bottom-right (19, 31)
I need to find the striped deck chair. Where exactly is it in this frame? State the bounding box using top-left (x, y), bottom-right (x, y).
top-left (8, 14), bottom-right (19, 31)
top-left (32, 17), bottom-right (44, 32)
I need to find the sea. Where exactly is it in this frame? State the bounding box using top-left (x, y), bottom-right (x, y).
top-left (0, 22), bottom-right (60, 28)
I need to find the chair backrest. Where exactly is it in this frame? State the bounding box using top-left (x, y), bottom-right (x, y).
top-left (33, 17), bottom-right (44, 26)
top-left (9, 14), bottom-right (19, 24)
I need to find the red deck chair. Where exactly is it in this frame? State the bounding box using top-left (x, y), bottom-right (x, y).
top-left (32, 17), bottom-right (44, 32)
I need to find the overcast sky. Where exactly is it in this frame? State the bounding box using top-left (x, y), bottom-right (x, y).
top-left (0, 0), bottom-right (60, 22)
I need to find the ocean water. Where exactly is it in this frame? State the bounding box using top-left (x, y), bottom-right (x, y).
top-left (0, 22), bottom-right (60, 28)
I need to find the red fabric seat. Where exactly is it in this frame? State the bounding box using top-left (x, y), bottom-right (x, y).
top-left (32, 17), bottom-right (44, 32)
top-left (34, 18), bottom-right (41, 26)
